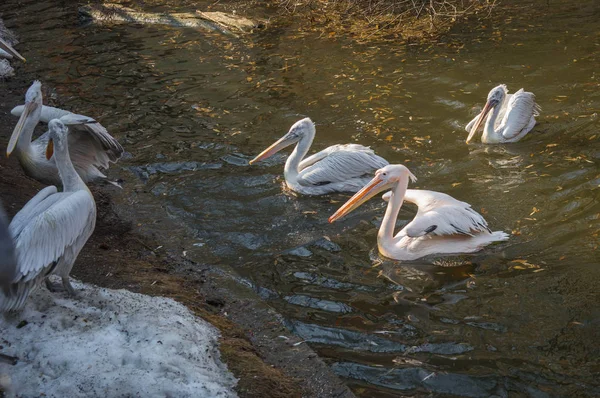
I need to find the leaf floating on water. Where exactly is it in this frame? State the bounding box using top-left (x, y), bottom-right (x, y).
top-left (509, 259), bottom-right (541, 271)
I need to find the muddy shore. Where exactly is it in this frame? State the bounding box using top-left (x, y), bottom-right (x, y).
top-left (0, 69), bottom-right (353, 398)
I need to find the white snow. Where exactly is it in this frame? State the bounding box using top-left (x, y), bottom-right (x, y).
top-left (0, 280), bottom-right (238, 398)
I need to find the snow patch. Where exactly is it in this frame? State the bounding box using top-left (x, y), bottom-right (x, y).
top-left (0, 281), bottom-right (238, 397)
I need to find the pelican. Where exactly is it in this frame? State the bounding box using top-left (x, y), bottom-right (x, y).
top-left (8, 81), bottom-right (124, 186)
top-left (249, 118), bottom-right (388, 195)
top-left (0, 37), bottom-right (25, 62)
top-left (465, 84), bottom-right (540, 144)
top-left (0, 117), bottom-right (96, 312)
top-left (329, 164), bottom-right (509, 261)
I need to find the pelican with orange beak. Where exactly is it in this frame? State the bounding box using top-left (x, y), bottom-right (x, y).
top-left (465, 84), bottom-right (540, 144)
top-left (249, 118), bottom-right (388, 195)
top-left (1, 118), bottom-right (96, 311)
top-left (8, 81), bottom-right (124, 187)
top-left (329, 164), bottom-right (509, 261)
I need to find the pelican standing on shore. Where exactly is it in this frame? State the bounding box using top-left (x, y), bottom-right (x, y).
top-left (465, 84), bottom-right (540, 144)
top-left (249, 118), bottom-right (388, 195)
top-left (329, 165), bottom-right (509, 261)
top-left (8, 81), bottom-right (124, 186)
top-left (0, 117), bottom-right (97, 312)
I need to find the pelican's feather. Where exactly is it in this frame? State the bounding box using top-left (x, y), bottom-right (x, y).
top-left (297, 144), bottom-right (388, 186)
top-left (9, 190), bottom-right (95, 284)
top-left (501, 89), bottom-right (539, 140)
top-left (401, 190), bottom-right (491, 238)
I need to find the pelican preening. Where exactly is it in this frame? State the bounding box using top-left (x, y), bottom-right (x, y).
top-left (249, 118), bottom-right (389, 195)
top-left (466, 84), bottom-right (540, 144)
top-left (8, 81), bottom-right (124, 186)
top-left (329, 165), bottom-right (509, 261)
top-left (0, 118), bottom-right (96, 311)
top-left (0, 37), bottom-right (25, 62)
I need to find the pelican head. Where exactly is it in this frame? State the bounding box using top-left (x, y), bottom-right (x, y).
top-left (0, 37), bottom-right (25, 62)
top-left (466, 84), bottom-right (508, 144)
top-left (45, 119), bottom-right (69, 160)
top-left (249, 117), bottom-right (315, 164)
top-left (7, 81), bottom-right (43, 157)
top-left (329, 164), bottom-right (417, 223)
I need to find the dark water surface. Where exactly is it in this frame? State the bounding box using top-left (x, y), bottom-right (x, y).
top-left (2, 0), bottom-right (598, 396)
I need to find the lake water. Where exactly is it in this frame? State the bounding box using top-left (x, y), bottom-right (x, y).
top-left (2, 0), bottom-right (598, 396)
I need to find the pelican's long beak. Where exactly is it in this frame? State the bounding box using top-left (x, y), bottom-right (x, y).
top-left (45, 139), bottom-right (54, 160)
top-left (249, 135), bottom-right (295, 165)
top-left (7, 101), bottom-right (38, 157)
top-left (0, 37), bottom-right (26, 62)
top-left (329, 175), bottom-right (390, 223)
top-left (466, 100), bottom-right (496, 144)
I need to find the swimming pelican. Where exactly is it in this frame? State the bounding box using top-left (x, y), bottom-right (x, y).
top-left (0, 117), bottom-right (97, 312)
top-left (8, 81), bottom-right (124, 186)
top-left (329, 164), bottom-right (509, 261)
top-left (466, 84), bottom-right (540, 144)
top-left (249, 118), bottom-right (388, 195)
top-left (0, 37), bottom-right (25, 62)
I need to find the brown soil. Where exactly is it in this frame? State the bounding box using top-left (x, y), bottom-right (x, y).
top-left (0, 78), bottom-right (352, 397)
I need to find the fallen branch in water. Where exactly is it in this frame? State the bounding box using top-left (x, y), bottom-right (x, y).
top-left (79, 3), bottom-right (264, 37)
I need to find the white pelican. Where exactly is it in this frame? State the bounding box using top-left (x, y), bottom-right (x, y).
top-left (329, 164), bottom-right (509, 261)
top-left (8, 81), bottom-right (124, 186)
top-left (465, 84), bottom-right (540, 144)
top-left (0, 37), bottom-right (25, 62)
top-left (249, 118), bottom-right (388, 195)
top-left (0, 117), bottom-right (97, 311)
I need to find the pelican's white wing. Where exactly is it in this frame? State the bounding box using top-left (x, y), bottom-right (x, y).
top-left (8, 186), bottom-right (58, 237)
top-left (297, 144), bottom-right (388, 186)
top-left (401, 190), bottom-right (491, 238)
top-left (501, 89), bottom-right (540, 140)
top-left (402, 206), bottom-right (491, 238)
top-left (9, 190), bottom-right (95, 284)
top-left (12, 104), bottom-right (70, 122)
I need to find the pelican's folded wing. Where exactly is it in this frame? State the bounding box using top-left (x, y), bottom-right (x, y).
top-left (501, 89), bottom-right (539, 140)
top-left (402, 205), bottom-right (491, 238)
top-left (9, 190), bottom-right (95, 284)
top-left (297, 145), bottom-right (388, 186)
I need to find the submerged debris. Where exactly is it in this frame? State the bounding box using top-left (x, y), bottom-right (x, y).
top-left (79, 3), bottom-right (263, 37)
